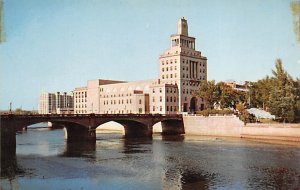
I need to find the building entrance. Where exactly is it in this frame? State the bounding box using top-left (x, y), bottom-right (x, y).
top-left (183, 103), bottom-right (188, 112)
top-left (190, 97), bottom-right (197, 113)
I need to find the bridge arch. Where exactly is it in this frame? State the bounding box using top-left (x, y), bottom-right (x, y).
top-left (9, 118), bottom-right (95, 142)
top-left (96, 121), bottom-right (125, 134)
top-left (94, 119), bottom-right (152, 138)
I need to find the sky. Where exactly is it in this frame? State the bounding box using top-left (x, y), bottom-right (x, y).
top-left (1, 0), bottom-right (300, 110)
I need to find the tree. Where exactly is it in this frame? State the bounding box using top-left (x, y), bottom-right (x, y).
top-left (15, 108), bottom-right (23, 115)
top-left (197, 81), bottom-right (246, 110)
top-left (268, 59), bottom-right (297, 122)
top-left (197, 80), bottom-right (218, 109)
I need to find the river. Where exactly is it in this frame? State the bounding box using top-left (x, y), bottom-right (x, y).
top-left (1, 127), bottom-right (300, 190)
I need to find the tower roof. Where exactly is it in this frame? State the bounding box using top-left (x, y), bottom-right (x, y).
top-left (178, 17), bottom-right (188, 36)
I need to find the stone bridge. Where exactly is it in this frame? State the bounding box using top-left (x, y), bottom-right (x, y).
top-left (1, 113), bottom-right (184, 140)
top-left (0, 113), bottom-right (184, 174)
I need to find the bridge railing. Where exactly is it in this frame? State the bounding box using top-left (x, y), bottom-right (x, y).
top-left (0, 113), bottom-right (183, 119)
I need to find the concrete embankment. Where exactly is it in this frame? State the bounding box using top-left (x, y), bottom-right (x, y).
top-left (183, 115), bottom-right (300, 142)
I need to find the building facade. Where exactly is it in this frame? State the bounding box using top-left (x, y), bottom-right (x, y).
top-left (38, 92), bottom-right (73, 114)
top-left (159, 17), bottom-right (207, 112)
top-left (72, 18), bottom-right (207, 114)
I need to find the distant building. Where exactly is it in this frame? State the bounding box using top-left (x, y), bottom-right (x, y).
top-left (73, 17), bottom-right (208, 114)
top-left (38, 92), bottom-right (73, 114)
top-left (73, 87), bottom-right (88, 114)
top-left (225, 80), bottom-right (249, 92)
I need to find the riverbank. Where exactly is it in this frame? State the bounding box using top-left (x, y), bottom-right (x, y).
top-left (183, 115), bottom-right (300, 142)
top-left (2, 131), bottom-right (300, 190)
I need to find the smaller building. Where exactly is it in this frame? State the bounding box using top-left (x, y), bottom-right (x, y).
top-left (225, 80), bottom-right (249, 92)
top-left (73, 87), bottom-right (88, 114)
top-left (38, 92), bottom-right (73, 114)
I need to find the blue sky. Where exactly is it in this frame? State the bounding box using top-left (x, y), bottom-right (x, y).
top-left (1, 0), bottom-right (300, 110)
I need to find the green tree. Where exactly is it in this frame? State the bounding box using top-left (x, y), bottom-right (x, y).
top-left (197, 80), bottom-right (219, 109)
top-left (15, 108), bottom-right (23, 115)
top-left (268, 59), bottom-right (297, 122)
top-left (197, 81), bottom-right (246, 110)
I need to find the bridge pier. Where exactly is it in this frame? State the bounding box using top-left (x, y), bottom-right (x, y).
top-left (121, 122), bottom-right (153, 138)
top-left (161, 120), bottom-right (185, 135)
top-left (1, 124), bottom-right (17, 176)
top-left (64, 123), bottom-right (96, 142)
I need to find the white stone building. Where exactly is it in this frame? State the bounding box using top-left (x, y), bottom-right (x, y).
top-left (74, 18), bottom-right (207, 114)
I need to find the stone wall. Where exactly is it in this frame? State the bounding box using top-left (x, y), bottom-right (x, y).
top-left (183, 115), bottom-right (300, 141)
top-left (241, 123), bottom-right (300, 141)
top-left (183, 115), bottom-right (243, 137)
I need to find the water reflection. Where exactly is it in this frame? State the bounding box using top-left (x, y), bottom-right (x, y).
top-left (1, 129), bottom-right (300, 190)
top-left (61, 141), bottom-right (96, 158)
top-left (162, 134), bottom-right (184, 142)
top-left (122, 137), bottom-right (153, 154)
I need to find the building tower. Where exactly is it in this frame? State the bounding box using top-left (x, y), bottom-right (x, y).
top-left (159, 17), bottom-right (207, 112)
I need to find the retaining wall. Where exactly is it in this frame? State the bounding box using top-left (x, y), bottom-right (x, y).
top-left (183, 115), bottom-right (300, 141)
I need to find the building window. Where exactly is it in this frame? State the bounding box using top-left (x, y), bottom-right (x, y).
top-left (160, 88), bottom-right (162, 93)
top-left (174, 97), bottom-right (176, 102)
top-left (139, 99), bottom-right (142, 104)
top-left (162, 68), bottom-right (164, 72)
top-left (170, 74), bottom-right (173, 78)
top-left (160, 106), bottom-right (162, 111)
top-left (170, 106), bottom-right (173, 111)
top-left (166, 106), bottom-right (169, 111)
top-left (153, 89), bottom-right (155, 93)
top-left (166, 97), bottom-right (169, 102)
top-left (152, 97), bottom-right (155, 102)
top-left (160, 96), bottom-right (162, 102)
top-left (153, 106), bottom-right (155, 111)
top-left (166, 88), bottom-right (169, 93)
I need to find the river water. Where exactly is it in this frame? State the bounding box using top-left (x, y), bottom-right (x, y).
top-left (1, 128), bottom-right (300, 190)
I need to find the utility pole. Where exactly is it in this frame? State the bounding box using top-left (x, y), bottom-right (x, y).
top-left (9, 102), bottom-right (12, 113)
